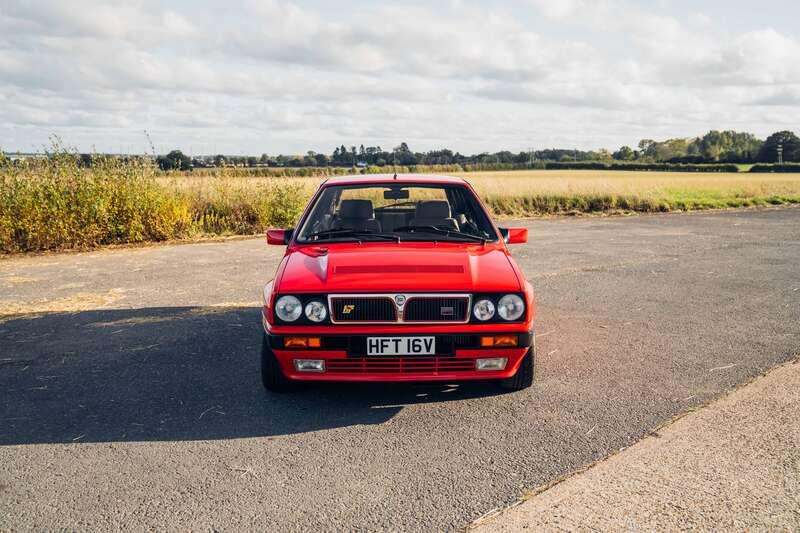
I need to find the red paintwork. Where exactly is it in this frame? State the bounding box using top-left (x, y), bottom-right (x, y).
top-left (274, 347), bottom-right (530, 382)
top-left (262, 175), bottom-right (536, 382)
top-left (507, 227), bottom-right (528, 244)
top-left (266, 228), bottom-right (288, 245)
top-left (276, 242), bottom-right (522, 293)
top-left (322, 174), bottom-right (468, 186)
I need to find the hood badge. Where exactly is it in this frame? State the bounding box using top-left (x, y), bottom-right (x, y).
top-left (394, 295), bottom-right (406, 306)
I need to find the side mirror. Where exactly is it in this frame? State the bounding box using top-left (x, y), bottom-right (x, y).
top-left (499, 227), bottom-right (527, 244)
top-left (266, 228), bottom-right (293, 245)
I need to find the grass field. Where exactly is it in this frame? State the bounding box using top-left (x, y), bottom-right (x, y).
top-left (455, 169), bottom-right (800, 215)
top-left (3, 153), bottom-right (800, 253)
top-left (167, 169), bottom-right (800, 218)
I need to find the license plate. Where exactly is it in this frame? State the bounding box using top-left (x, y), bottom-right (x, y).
top-left (366, 336), bottom-right (435, 356)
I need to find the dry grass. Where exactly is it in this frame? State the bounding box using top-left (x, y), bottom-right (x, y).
top-left (166, 169), bottom-right (800, 217)
top-left (457, 170), bottom-right (800, 215)
top-left (3, 148), bottom-right (800, 254)
top-left (0, 288), bottom-right (127, 317)
top-left (0, 147), bottom-right (306, 253)
top-left (457, 169), bottom-right (799, 195)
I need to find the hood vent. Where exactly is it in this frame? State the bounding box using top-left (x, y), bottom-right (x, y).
top-left (335, 265), bottom-right (464, 274)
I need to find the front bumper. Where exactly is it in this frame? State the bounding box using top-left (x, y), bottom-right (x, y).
top-left (267, 331), bottom-right (533, 382)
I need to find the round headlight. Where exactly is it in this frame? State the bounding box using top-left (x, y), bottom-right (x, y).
top-left (275, 295), bottom-right (302, 322)
top-left (497, 294), bottom-right (525, 321)
top-left (304, 300), bottom-right (327, 323)
top-left (473, 299), bottom-right (495, 321)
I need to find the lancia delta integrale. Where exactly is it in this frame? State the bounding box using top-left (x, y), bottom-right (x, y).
top-left (260, 175), bottom-right (535, 392)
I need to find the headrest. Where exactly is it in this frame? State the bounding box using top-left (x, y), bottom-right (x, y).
top-left (339, 199), bottom-right (373, 219)
top-left (416, 200), bottom-right (451, 219)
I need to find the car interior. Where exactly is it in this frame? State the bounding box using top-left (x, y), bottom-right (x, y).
top-left (299, 184), bottom-right (495, 241)
top-left (332, 198), bottom-right (460, 233)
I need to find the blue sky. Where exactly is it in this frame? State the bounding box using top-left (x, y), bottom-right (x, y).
top-left (1, 0), bottom-right (798, 155)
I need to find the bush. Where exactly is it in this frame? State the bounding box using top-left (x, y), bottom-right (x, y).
top-left (749, 164), bottom-right (800, 173)
top-left (544, 162), bottom-right (608, 170)
top-left (544, 161), bottom-right (739, 172)
top-left (186, 166), bottom-right (352, 178)
top-left (0, 147), bottom-right (194, 252)
top-left (0, 145), bottom-right (309, 253)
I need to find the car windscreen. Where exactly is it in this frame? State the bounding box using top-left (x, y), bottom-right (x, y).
top-left (295, 183), bottom-right (499, 243)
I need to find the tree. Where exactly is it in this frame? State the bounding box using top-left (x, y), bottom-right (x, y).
top-left (157, 149), bottom-right (191, 171)
top-left (392, 142), bottom-right (417, 165)
top-left (613, 146), bottom-right (635, 161)
top-left (637, 139), bottom-right (657, 160)
top-left (594, 148), bottom-right (613, 161)
top-left (757, 131), bottom-right (800, 163)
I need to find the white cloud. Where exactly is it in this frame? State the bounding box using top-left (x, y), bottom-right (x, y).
top-left (0, 0), bottom-right (799, 154)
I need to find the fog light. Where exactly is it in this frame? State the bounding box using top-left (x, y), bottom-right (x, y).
top-left (293, 359), bottom-right (325, 372)
top-left (480, 335), bottom-right (518, 347)
top-left (475, 357), bottom-right (508, 371)
top-left (284, 336), bottom-right (321, 348)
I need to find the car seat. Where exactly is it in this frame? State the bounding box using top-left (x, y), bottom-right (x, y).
top-left (334, 199), bottom-right (381, 232)
top-left (411, 200), bottom-right (459, 231)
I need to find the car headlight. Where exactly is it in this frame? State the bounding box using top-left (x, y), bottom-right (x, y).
top-left (473, 299), bottom-right (495, 321)
top-left (497, 294), bottom-right (525, 321)
top-left (304, 300), bottom-right (327, 323)
top-left (275, 295), bottom-right (302, 322)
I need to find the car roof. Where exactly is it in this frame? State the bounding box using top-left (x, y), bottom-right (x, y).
top-left (321, 174), bottom-right (468, 186)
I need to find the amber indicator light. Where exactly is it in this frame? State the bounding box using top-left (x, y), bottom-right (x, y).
top-left (284, 336), bottom-right (322, 348)
top-left (480, 335), bottom-right (518, 347)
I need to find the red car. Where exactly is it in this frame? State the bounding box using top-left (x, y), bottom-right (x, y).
top-left (261, 174), bottom-right (535, 392)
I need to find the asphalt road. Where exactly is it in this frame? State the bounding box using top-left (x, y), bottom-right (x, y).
top-left (1, 207), bottom-right (799, 531)
top-left (476, 359), bottom-right (800, 530)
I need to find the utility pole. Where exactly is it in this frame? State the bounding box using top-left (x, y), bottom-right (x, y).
top-left (777, 143), bottom-right (784, 165)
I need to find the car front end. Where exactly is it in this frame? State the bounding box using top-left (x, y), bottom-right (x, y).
top-left (259, 175), bottom-right (536, 392)
top-left (262, 284), bottom-right (535, 384)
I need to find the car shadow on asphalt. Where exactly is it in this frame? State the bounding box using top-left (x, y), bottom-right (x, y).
top-left (0, 306), bottom-right (507, 445)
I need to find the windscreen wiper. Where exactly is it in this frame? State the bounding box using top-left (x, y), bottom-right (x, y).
top-left (392, 225), bottom-right (486, 244)
top-left (304, 228), bottom-right (399, 242)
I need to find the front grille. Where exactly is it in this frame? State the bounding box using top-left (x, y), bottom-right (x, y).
top-left (404, 297), bottom-right (469, 322)
top-left (331, 297), bottom-right (396, 322)
top-left (326, 357), bottom-right (475, 373)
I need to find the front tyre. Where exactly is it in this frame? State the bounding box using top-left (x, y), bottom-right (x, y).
top-left (498, 342), bottom-right (535, 391)
top-left (261, 333), bottom-right (298, 392)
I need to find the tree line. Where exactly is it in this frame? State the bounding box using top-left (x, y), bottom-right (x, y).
top-left (146, 129), bottom-right (799, 171)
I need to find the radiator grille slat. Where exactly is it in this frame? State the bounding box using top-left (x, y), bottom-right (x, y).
top-left (327, 357), bottom-right (475, 373)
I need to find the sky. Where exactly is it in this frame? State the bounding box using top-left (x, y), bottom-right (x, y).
top-left (0, 0), bottom-right (798, 155)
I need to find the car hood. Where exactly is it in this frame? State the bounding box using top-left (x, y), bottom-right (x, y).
top-left (276, 243), bottom-right (521, 294)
